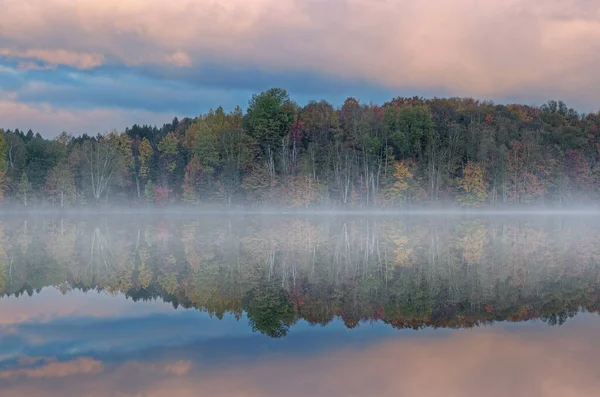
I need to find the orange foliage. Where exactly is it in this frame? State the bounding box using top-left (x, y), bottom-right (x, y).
top-left (383, 159), bottom-right (414, 204)
top-left (456, 162), bottom-right (487, 207)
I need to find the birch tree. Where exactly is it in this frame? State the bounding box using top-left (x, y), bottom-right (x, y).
top-left (45, 162), bottom-right (76, 208)
top-left (81, 134), bottom-right (128, 204)
top-left (17, 172), bottom-right (31, 206)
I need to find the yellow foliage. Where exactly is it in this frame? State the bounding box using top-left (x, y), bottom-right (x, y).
top-left (457, 224), bottom-right (489, 264)
top-left (138, 247), bottom-right (153, 288)
top-left (393, 235), bottom-right (413, 267)
top-left (383, 160), bottom-right (414, 204)
top-left (507, 105), bottom-right (533, 121)
top-left (457, 162), bottom-right (487, 207)
top-left (289, 175), bottom-right (320, 208)
top-left (138, 138), bottom-right (153, 179)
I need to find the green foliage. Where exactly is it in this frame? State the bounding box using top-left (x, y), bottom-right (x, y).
top-left (158, 132), bottom-right (179, 173)
top-left (246, 88), bottom-right (296, 152)
top-left (185, 121), bottom-right (220, 172)
top-left (385, 106), bottom-right (435, 157)
top-left (0, 130), bottom-right (8, 171)
top-left (45, 161), bottom-right (76, 207)
top-left (1, 92), bottom-right (600, 207)
top-left (144, 180), bottom-right (154, 202)
top-left (243, 285), bottom-right (297, 338)
top-left (138, 137), bottom-right (153, 179)
top-left (26, 136), bottom-right (63, 192)
top-left (1, 217), bottom-right (599, 336)
top-left (17, 172), bottom-right (32, 206)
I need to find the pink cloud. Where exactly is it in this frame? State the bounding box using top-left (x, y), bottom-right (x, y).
top-left (2, 320), bottom-right (600, 396)
top-left (0, 48), bottom-right (104, 70)
top-left (0, 99), bottom-right (177, 138)
top-left (0, 287), bottom-right (179, 326)
top-left (0, 0), bottom-right (599, 105)
top-left (0, 357), bottom-right (103, 379)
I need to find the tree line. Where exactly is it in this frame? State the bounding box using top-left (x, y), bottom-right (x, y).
top-left (0, 216), bottom-right (597, 337)
top-left (1, 89), bottom-right (600, 208)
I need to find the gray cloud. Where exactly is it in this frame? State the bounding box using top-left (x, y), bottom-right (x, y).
top-left (1, 0), bottom-right (600, 136)
top-left (2, 314), bottom-right (600, 397)
top-left (0, 0), bottom-right (599, 107)
top-left (0, 98), bottom-right (177, 138)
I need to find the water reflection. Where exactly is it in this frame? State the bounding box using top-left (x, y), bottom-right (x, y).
top-left (1, 215), bottom-right (600, 396)
top-left (1, 216), bottom-right (600, 335)
top-left (2, 312), bottom-right (600, 397)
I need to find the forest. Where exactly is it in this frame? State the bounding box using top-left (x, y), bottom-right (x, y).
top-left (0, 216), bottom-right (597, 337)
top-left (1, 89), bottom-right (600, 208)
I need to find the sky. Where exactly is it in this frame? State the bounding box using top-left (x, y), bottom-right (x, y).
top-left (1, 0), bottom-right (600, 137)
top-left (2, 288), bottom-right (600, 396)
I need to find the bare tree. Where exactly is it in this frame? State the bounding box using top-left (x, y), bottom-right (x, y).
top-left (81, 138), bottom-right (124, 204)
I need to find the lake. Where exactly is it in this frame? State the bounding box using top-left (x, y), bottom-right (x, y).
top-left (1, 214), bottom-right (600, 396)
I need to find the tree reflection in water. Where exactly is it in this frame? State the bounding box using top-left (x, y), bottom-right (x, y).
top-left (1, 215), bottom-right (599, 337)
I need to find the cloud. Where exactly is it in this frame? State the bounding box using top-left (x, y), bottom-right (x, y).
top-left (1, 0), bottom-right (600, 135)
top-left (0, 287), bottom-right (258, 364)
top-left (2, 317), bottom-right (600, 397)
top-left (0, 48), bottom-right (104, 70)
top-left (0, 0), bottom-right (599, 108)
top-left (8, 70), bottom-right (246, 113)
top-left (0, 64), bottom-right (395, 135)
top-left (0, 99), bottom-right (176, 137)
top-left (6, 64), bottom-right (395, 112)
top-left (126, 360), bottom-right (193, 376)
top-left (0, 357), bottom-right (103, 379)
top-left (16, 62), bottom-right (56, 71)
top-left (0, 287), bottom-right (178, 327)
top-left (166, 52), bottom-right (192, 68)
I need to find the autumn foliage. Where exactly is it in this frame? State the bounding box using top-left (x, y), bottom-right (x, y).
top-left (1, 93), bottom-right (600, 208)
top-left (456, 163), bottom-right (487, 207)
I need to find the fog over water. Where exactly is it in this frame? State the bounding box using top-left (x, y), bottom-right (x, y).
top-left (1, 212), bottom-right (599, 396)
top-left (3, 0), bottom-right (600, 394)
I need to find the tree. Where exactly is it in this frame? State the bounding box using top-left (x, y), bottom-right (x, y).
top-left (456, 162), bottom-right (487, 207)
top-left (184, 121), bottom-right (220, 170)
top-left (565, 149), bottom-right (593, 199)
top-left (17, 172), bottom-right (32, 206)
top-left (138, 137), bottom-right (153, 180)
top-left (385, 106), bottom-right (434, 157)
top-left (242, 162), bottom-right (277, 204)
top-left (144, 180), bottom-right (155, 203)
top-left (288, 174), bottom-right (321, 208)
top-left (182, 156), bottom-right (203, 204)
top-left (385, 159), bottom-right (415, 204)
top-left (246, 88), bottom-right (296, 158)
top-left (44, 162), bottom-right (76, 208)
top-left (81, 134), bottom-right (129, 204)
top-left (132, 136), bottom-right (154, 199)
top-left (157, 132), bottom-right (179, 173)
top-left (0, 130), bottom-right (8, 171)
top-left (154, 185), bottom-right (169, 204)
top-left (0, 170), bottom-right (6, 202)
top-left (243, 286), bottom-right (297, 338)
top-left (507, 140), bottom-right (546, 204)
top-left (219, 127), bottom-right (255, 206)
top-left (2, 90), bottom-right (600, 209)
top-left (106, 131), bottom-right (134, 188)
top-left (56, 131), bottom-right (71, 146)
top-left (25, 136), bottom-right (63, 195)
top-left (4, 132), bottom-right (26, 177)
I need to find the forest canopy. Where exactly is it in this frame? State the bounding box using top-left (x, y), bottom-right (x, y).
top-left (1, 89), bottom-right (600, 208)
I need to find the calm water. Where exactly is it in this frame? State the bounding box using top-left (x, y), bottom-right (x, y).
top-left (1, 214), bottom-right (600, 396)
